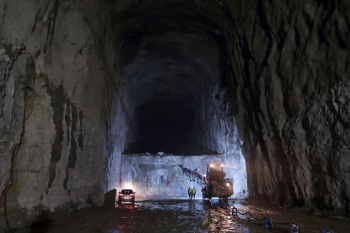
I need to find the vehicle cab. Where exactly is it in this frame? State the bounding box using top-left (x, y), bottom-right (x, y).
top-left (206, 163), bottom-right (226, 181)
top-left (203, 163), bottom-right (233, 199)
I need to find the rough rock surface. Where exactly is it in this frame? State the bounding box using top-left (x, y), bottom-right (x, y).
top-left (225, 1), bottom-right (350, 212)
top-left (0, 0), bottom-right (115, 230)
top-left (0, 0), bottom-right (349, 231)
top-left (104, 189), bottom-right (117, 206)
top-left (89, 192), bottom-right (105, 207)
top-left (245, 83), bottom-right (350, 211)
top-left (118, 151), bottom-right (248, 199)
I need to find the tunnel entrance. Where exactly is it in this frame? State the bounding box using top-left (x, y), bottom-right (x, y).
top-left (108, 4), bottom-right (249, 200)
top-left (119, 33), bottom-right (229, 155)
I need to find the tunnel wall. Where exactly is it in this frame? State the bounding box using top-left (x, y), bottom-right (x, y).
top-left (192, 84), bottom-right (230, 154)
top-left (0, 0), bottom-right (349, 230)
top-left (225, 0), bottom-right (350, 211)
top-left (105, 98), bottom-right (130, 193)
top-left (0, 0), bottom-right (116, 229)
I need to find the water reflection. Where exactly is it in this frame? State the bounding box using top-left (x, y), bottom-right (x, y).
top-left (108, 200), bottom-right (250, 232)
top-left (188, 199), bottom-right (196, 211)
top-left (118, 204), bottom-right (134, 210)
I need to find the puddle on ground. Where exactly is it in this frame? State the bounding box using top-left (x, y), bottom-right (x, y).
top-left (106, 199), bottom-right (250, 232)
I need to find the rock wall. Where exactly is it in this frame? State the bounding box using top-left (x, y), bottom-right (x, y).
top-left (225, 0), bottom-right (350, 212)
top-left (0, 43), bottom-right (28, 232)
top-left (192, 83), bottom-right (232, 154)
top-left (0, 0), bottom-right (349, 230)
top-left (117, 152), bottom-right (247, 199)
top-left (243, 84), bottom-right (350, 211)
top-left (0, 0), bottom-right (116, 230)
top-left (105, 98), bottom-right (129, 193)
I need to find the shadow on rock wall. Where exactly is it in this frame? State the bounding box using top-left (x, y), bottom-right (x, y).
top-left (29, 210), bottom-right (54, 233)
top-left (245, 83), bottom-right (350, 212)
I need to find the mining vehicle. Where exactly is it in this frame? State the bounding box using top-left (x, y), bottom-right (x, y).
top-left (178, 163), bottom-right (233, 201)
top-left (202, 163), bottom-right (233, 201)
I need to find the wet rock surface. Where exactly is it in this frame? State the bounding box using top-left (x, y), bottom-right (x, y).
top-left (12, 199), bottom-right (350, 233)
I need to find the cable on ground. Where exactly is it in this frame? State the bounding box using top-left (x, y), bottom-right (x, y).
top-left (220, 202), bottom-right (334, 233)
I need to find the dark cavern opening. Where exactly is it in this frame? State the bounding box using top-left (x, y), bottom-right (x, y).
top-left (120, 32), bottom-right (229, 155)
top-left (0, 0), bottom-right (349, 232)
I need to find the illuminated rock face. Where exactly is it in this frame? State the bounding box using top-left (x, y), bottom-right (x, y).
top-left (117, 153), bottom-right (247, 199)
top-left (0, 1), bottom-right (113, 229)
top-left (0, 0), bottom-right (349, 230)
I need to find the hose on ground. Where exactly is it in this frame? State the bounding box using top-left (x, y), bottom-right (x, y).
top-left (224, 204), bottom-right (335, 233)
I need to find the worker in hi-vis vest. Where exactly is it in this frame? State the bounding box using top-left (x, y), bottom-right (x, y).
top-left (188, 187), bottom-right (192, 199)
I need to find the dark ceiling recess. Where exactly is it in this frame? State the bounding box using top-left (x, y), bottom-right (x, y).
top-left (123, 101), bottom-right (221, 155)
top-left (114, 1), bottom-right (229, 155)
top-left (120, 33), bottom-right (228, 155)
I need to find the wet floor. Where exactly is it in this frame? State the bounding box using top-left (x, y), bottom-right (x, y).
top-left (13, 199), bottom-right (350, 233)
top-left (108, 199), bottom-right (250, 232)
top-left (13, 199), bottom-right (250, 233)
